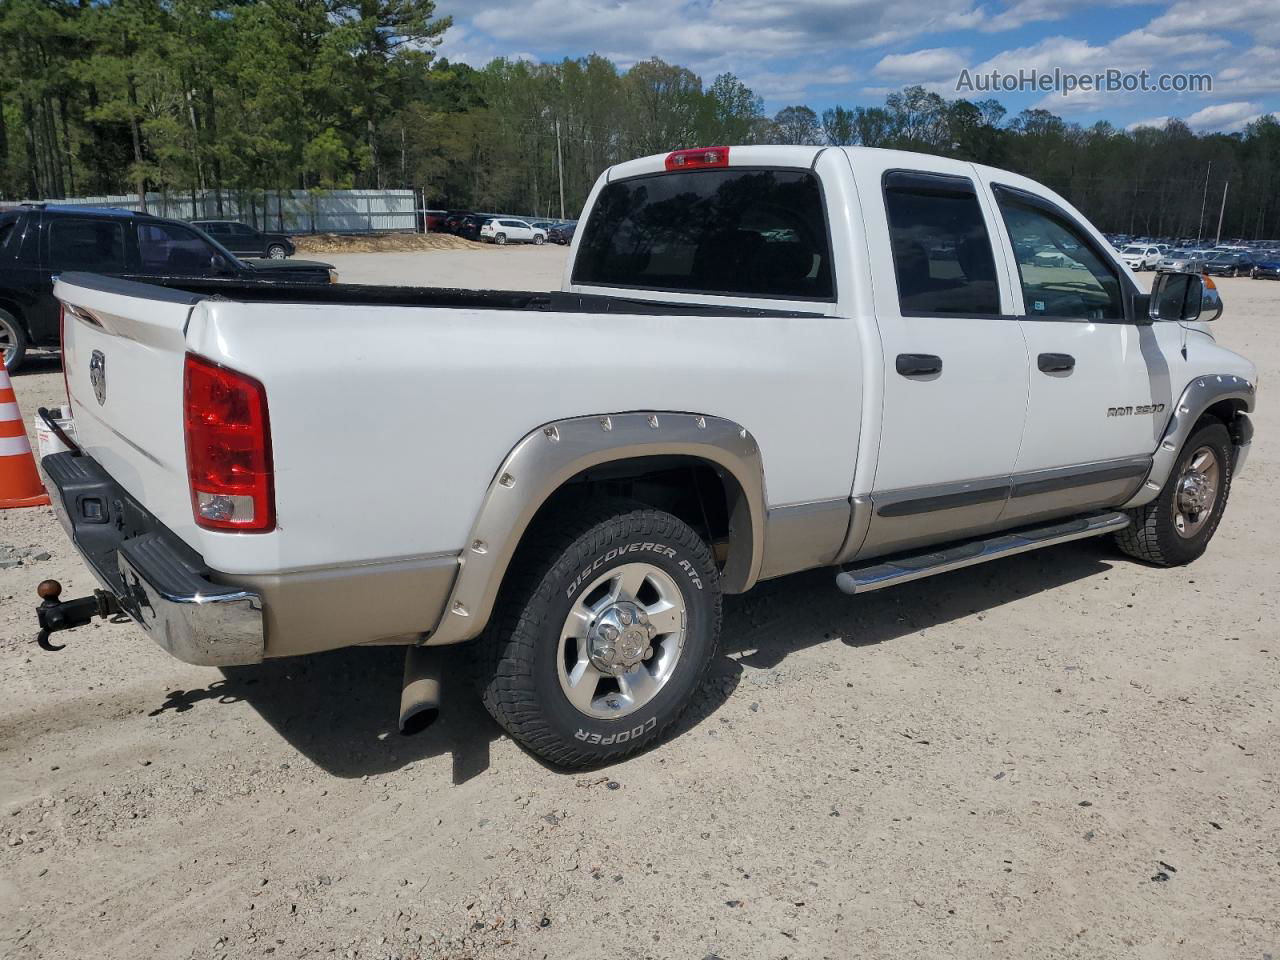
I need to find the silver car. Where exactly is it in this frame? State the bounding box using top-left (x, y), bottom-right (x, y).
top-left (1158, 248), bottom-right (1211, 273)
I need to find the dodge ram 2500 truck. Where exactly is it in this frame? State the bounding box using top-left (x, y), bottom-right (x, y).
top-left (34, 145), bottom-right (1257, 769)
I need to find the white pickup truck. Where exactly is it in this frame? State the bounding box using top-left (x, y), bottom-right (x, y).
top-left (36, 145), bottom-right (1256, 768)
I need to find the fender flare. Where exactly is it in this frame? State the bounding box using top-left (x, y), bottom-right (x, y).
top-left (425, 412), bottom-right (767, 646)
top-left (1126, 373), bottom-right (1256, 508)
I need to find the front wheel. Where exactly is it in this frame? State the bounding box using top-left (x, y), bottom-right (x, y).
top-left (478, 500), bottom-right (722, 768)
top-left (267, 244), bottom-right (287, 259)
top-left (1115, 418), bottom-right (1233, 566)
top-left (533, 234), bottom-right (545, 245)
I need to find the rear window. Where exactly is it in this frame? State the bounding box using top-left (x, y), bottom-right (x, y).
top-left (572, 168), bottom-right (834, 300)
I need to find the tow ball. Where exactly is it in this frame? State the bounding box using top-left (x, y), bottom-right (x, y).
top-left (35, 579), bottom-right (121, 651)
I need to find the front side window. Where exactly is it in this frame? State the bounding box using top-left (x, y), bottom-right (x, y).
top-left (995, 192), bottom-right (1124, 321)
top-left (138, 221), bottom-right (221, 273)
top-left (47, 218), bottom-right (127, 272)
top-left (573, 168), bottom-right (834, 300)
top-left (883, 173), bottom-right (1000, 315)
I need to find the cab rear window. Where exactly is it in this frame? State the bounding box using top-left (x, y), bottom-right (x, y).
top-left (572, 168), bottom-right (834, 300)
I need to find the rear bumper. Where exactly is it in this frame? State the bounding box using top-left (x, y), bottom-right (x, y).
top-left (42, 451), bottom-right (265, 666)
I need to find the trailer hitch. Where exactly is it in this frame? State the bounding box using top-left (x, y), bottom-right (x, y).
top-left (35, 579), bottom-right (120, 651)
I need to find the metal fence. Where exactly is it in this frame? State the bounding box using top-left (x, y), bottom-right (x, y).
top-left (35, 189), bottom-right (417, 234)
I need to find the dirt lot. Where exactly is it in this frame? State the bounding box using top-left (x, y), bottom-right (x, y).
top-left (1, 253), bottom-right (1276, 960)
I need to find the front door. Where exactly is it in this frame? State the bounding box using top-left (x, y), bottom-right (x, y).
top-left (849, 157), bottom-right (1030, 558)
top-left (979, 175), bottom-right (1182, 524)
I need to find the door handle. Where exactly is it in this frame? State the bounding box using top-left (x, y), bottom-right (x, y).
top-left (896, 353), bottom-right (943, 377)
top-left (1037, 352), bottom-right (1075, 373)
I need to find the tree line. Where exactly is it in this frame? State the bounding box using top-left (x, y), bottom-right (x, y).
top-left (2, 0), bottom-right (1278, 239)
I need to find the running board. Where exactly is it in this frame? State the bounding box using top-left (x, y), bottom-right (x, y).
top-left (835, 511), bottom-right (1130, 595)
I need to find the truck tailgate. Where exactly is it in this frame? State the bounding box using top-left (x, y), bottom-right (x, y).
top-left (56, 274), bottom-right (203, 546)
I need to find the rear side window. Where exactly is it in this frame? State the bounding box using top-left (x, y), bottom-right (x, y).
top-left (573, 168), bottom-right (834, 300)
top-left (47, 217), bottom-right (127, 272)
top-left (994, 189), bottom-right (1124, 321)
top-left (883, 172), bottom-right (1000, 316)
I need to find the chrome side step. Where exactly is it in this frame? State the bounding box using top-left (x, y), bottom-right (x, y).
top-left (835, 511), bottom-right (1130, 595)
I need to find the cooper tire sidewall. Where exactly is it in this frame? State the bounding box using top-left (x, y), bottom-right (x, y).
top-left (533, 534), bottom-right (716, 753)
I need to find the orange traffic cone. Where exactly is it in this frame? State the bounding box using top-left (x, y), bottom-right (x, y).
top-left (0, 352), bottom-right (51, 508)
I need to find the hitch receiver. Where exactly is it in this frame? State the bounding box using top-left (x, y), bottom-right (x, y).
top-left (35, 579), bottom-right (120, 651)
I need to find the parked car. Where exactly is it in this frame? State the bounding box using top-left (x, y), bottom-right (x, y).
top-left (1157, 248), bottom-right (1210, 273)
top-left (530, 221), bottom-right (557, 232)
top-left (548, 222), bottom-right (577, 245)
top-left (37, 146), bottom-right (1256, 769)
top-left (445, 214), bottom-right (485, 241)
top-left (1250, 253), bottom-right (1280, 279)
top-left (1119, 244), bottom-right (1162, 271)
top-left (0, 205), bottom-right (335, 371)
top-left (192, 220), bottom-right (295, 259)
top-left (480, 218), bottom-right (547, 245)
top-left (1202, 251), bottom-right (1255, 277)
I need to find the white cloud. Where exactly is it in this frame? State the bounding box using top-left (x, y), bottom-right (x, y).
top-left (874, 47), bottom-right (972, 83)
top-left (1185, 101), bottom-right (1270, 132)
top-left (1146, 0), bottom-right (1274, 38)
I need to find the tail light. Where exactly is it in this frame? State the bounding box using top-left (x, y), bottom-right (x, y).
top-left (665, 146), bottom-right (730, 171)
top-left (183, 353), bottom-right (275, 532)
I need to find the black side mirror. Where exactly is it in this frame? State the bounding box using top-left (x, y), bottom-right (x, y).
top-left (1150, 270), bottom-right (1223, 323)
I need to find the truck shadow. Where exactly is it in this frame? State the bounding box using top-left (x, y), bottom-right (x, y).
top-left (194, 541), bottom-right (1118, 783)
top-left (672, 541), bottom-right (1117, 738)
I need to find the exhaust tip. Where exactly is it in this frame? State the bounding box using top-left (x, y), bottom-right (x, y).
top-left (399, 702), bottom-right (440, 736)
top-left (399, 646), bottom-right (442, 735)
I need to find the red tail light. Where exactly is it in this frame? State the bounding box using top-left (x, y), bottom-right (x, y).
top-left (183, 353), bottom-right (275, 532)
top-left (665, 146), bottom-right (730, 171)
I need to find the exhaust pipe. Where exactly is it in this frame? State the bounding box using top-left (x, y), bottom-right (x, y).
top-left (398, 645), bottom-right (443, 734)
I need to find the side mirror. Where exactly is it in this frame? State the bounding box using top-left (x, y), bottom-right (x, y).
top-left (1149, 270), bottom-right (1223, 323)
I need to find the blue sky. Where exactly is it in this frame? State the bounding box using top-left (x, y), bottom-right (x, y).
top-left (434, 0), bottom-right (1279, 133)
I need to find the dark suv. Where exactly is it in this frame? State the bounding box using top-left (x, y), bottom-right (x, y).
top-left (0, 205), bottom-right (334, 371)
top-left (192, 220), bottom-right (296, 259)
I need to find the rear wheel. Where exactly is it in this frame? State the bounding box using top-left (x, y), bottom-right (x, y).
top-left (495, 233), bottom-right (507, 245)
top-left (478, 500), bottom-right (722, 768)
top-left (0, 309), bottom-right (27, 373)
top-left (1116, 419), bottom-right (1233, 566)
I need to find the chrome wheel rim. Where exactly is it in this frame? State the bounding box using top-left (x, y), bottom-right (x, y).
top-left (0, 314), bottom-right (19, 369)
top-left (557, 562), bottom-right (687, 719)
top-left (268, 246), bottom-right (286, 259)
top-left (1174, 445), bottom-right (1220, 538)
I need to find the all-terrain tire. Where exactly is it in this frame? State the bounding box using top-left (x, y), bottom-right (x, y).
top-left (1115, 418), bottom-right (1233, 566)
top-left (478, 499), bottom-right (722, 768)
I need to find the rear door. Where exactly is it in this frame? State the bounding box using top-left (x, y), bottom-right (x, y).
top-left (849, 154), bottom-right (1030, 557)
top-left (978, 174), bottom-right (1182, 524)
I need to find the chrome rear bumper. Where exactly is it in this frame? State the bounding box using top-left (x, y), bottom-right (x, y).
top-left (42, 451), bottom-right (265, 666)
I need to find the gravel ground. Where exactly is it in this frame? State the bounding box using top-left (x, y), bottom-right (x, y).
top-left (1, 253), bottom-right (1276, 960)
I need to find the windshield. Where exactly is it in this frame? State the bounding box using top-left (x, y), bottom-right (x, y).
top-left (183, 221), bottom-right (245, 267)
top-left (1122, 245), bottom-right (1144, 254)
